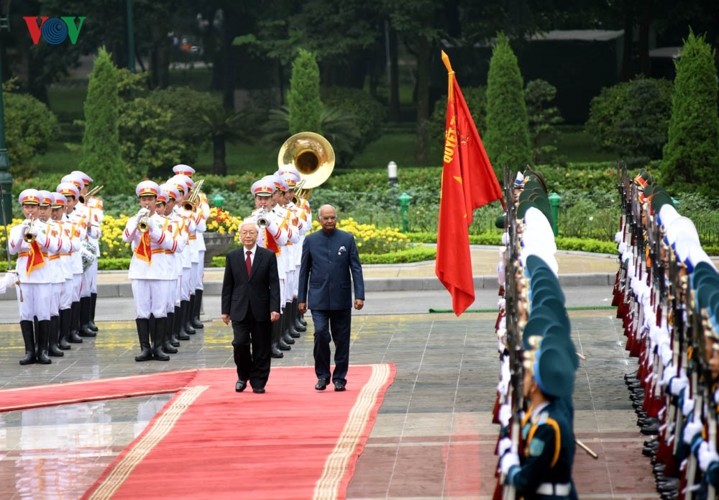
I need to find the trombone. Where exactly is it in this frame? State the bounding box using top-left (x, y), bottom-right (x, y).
top-left (79, 185), bottom-right (104, 204)
top-left (183, 179), bottom-right (204, 211)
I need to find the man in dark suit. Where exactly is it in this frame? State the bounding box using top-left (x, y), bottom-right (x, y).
top-left (221, 219), bottom-right (281, 394)
top-left (298, 204), bottom-right (365, 392)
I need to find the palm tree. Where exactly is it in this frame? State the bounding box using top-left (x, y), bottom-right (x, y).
top-left (200, 105), bottom-right (249, 176)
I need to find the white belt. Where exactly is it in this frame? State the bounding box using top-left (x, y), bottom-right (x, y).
top-left (536, 483), bottom-right (571, 496)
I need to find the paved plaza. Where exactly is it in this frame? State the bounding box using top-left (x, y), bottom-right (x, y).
top-left (0, 248), bottom-right (667, 498)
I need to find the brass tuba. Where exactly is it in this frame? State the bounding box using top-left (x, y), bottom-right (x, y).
top-left (277, 132), bottom-right (334, 201)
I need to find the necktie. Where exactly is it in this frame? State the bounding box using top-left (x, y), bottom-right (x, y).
top-left (245, 251), bottom-right (252, 277)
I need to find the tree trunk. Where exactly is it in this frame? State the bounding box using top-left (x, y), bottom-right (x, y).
top-left (388, 23), bottom-right (400, 122)
top-left (212, 134), bottom-right (227, 176)
top-left (414, 38), bottom-right (431, 165)
top-left (637, 0), bottom-right (652, 77)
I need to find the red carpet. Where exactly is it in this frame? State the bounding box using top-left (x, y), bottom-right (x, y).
top-left (0, 369), bottom-right (199, 412)
top-left (74, 364), bottom-right (395, 499)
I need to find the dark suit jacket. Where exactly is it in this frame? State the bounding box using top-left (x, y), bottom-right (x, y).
top-left (298, 228), bottom-right (364, 310)
top-left (221, 246), bottom-right (280, 321)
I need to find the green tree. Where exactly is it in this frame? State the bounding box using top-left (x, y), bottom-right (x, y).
top-left (525, 79), bottom-right (564, 165)
top-left (661, 31), bottom-right (719, 195)
top-left (79, 47), bottom-right (130, 195)
top-left (287, 49), bottom-right (322, 135)
top-left (485, 33), bottom-right (532, 174)
top-left (3, 81), bottom-right (59, 177)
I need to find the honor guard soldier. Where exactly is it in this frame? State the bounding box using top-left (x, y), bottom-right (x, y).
top-left (123, 180), bottom-right (182, 361)
top-left (56, 181), bottom-right (86, 344)
top-left (8, 189), bottom-right (64, 364)
top-left (250, 177), bottom-right (290, 357)
top-left (499, 319), bottom-right (577, 499)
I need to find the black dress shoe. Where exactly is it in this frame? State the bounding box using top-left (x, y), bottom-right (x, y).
top-left (334, 380), bottom-right (346, 392)
top-left (315, 378), bottom-right (329, 391)
top-left (253, 387), bottom-right (266, 394)
top-left (235, 380), bottom-right (248, 392)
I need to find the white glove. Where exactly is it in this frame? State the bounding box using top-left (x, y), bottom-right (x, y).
top-left (3, 272), bottom-right (16, 289)
top-left (498, 437), bottom-right (512, 457)
top-left (698, 441), bottom-right (719, 472)
top-left (500, 451), bottom-right (519, 476)
top-left (661, 365), bottom-right (677, 388)
top-left (683, 420), bottom-right (703, 445)
top-left (669, 375), bottom-right (688, 396)
top-left (682, 396), bottom-right (694, 417)
top-left (498, 404), bottom-right (512, 427)
top-left (145, 217), bottom-right (156, 231)
top-left (137, 208), bottom-right (150, 218)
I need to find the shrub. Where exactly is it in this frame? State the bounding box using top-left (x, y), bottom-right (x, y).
top-left (526, 79), bottom-right (564, 165)
top-left (586, 77), bottom-right (673, 165)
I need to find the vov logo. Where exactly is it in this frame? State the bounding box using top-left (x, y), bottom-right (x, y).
top-left (23, 16), bottom-right (86, 45)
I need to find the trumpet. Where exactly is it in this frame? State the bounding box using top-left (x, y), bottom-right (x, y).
top-left (23, 219), bottom-right (37, 243)
top-left (292, 179), bottom-right (307, 205)
top-left (183, 179), bottom-right (204, 211)
top-left (253, 208), bottom-right (269, 228)
top-left (79, 185), bottom-right (104, 204)
top-left (138, 216), bottom-right (149, 233)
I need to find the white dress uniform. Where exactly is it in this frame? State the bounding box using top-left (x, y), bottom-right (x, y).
top-left (123, 181), bottom-right (182, 362)
top-left (8, 189), bottom-right (64, 365)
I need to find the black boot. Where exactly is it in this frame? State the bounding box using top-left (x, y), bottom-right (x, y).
top-left (190, 289), bottom-right (204, 329)
top-left (69, 301), bottom-right (83, 343)
top-left (152, 317), bottom-right (170, 361)
top-left (185, 295), bottom-right (196, 335)
top-left (88, 292), bottom-right (99, 332)
top-left (79, 296), bottom-right (96, 337)
top-left (167, 312), bottom-right (180, 347)
top-left (282, 310), bottom-right (295, 345)
top-left (59, 308), bottom-right (73, 348)
top-left (19, 320), bottom-right (36, 365)
top-left (160, 315), bottom-right (178, 354)
top-left (288, 302), bottom-right (301, 338)
top-left (278, 312), bottom-right (292, 350)
top-left (48, 315), bottom-right (64, 357)
top-left (293, 299), bottom-right (306, 332)
top-left (36, 320), bottom-right (52, 364)
top-left (175, 305), bottom-right (190, 340)
top-left (135, 318), bottom-right (153, 362)
top-left (271, 320), bottom-right (284, 358)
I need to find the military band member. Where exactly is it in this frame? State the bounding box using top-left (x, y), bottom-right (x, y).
top-left (37, 190), bottom-right (69, 357)
top-left (250, 177), bottom-right (290, 358)
top-left (161, 182), bottom-right (188, 346)
top-left (72, 169), bottom-right (103, 334)
top-left (56, 181), bottom-right (85, 344)
top-left (172, 164), bottom-right (209, 330)
top-left (122, 180), bottom-right (182, 361)
top-left (50, 192), bottom-right (77, 350)
top-left (169, 174), bottom-right (198, 338)
top-left (8, 189), bottom-right (64, 364)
